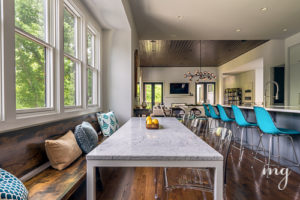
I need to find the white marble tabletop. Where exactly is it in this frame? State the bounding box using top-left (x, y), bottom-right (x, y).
top-left (87, 117), bottom-right (223, 161)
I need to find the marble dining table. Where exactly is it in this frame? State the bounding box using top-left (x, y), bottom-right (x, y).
top-left (86, 117), bottom-right (224, 200)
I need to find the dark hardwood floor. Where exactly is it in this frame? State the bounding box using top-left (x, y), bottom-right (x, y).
top-left (71, 143), bottom-right (300, 200)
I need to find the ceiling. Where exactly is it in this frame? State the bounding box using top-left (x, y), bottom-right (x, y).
top-left (129, 0), bottom-right (300, 40)
top-left (139, 40), bottom-right (267, 67)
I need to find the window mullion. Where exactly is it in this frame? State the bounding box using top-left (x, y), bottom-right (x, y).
top-left (64, 53), bottom-right (81, 64)
top-left (15, 27), bottom-right (53, 49)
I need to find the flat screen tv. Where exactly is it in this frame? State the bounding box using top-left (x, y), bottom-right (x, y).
top-left (170, 83), bottom-right (189, 94)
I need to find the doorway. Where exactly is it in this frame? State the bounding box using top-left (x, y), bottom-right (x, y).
top-left (143, 83), bottom-right (163, 109)
top-left (195, 82), bottom-right (215, 104)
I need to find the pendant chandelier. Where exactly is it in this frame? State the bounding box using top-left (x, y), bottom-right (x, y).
top-left (184, 41), bottom-right (216, 82)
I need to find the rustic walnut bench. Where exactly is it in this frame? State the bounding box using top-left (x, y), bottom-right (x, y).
top-left (0, 113), bottom-right (103, 200)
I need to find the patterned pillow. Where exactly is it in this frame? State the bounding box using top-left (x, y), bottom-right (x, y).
top-left (74, 121), bottom-right (98, 154)
top-left (0, 168), bottom-right (28, 200)
top-left (97, 112), bottom-right (120, 137)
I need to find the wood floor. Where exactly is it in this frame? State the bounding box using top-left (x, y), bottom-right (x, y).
top-left (70, 144), bottom-right (300, 200)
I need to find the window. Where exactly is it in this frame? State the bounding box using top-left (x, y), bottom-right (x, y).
top-left (86, 28), bottom-right (98, 106)
top-left (143, 83), bottom-right (163, 109)
top-left (64, 5), bottom-right (81, 107)
top-left (0, 2), bottom-right (2, 120)
top-left (15, 0), bottom-right (53, 111)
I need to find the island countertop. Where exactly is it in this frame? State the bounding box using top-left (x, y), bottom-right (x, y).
top-left (221, 105), bottom-right (300, 114)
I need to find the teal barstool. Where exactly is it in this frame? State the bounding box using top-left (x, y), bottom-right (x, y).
top-left (231, 105), bottom-right (258, 158)
top-left (217, 104), bottom-right (235, 129)
top-left (253, 106), bottom-right (300, 172)
top-left (207, 104), bottom-right (221, 130)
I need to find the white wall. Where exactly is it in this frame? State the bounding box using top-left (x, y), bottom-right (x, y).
top-left (217, 40), bottom-right (285, 105)
top-left (102, 30), bottom-right (133, 124)
top-left (285, 32), bottom-right (300, 106)
top-left (90, 0), bottom-right (139, 125)
top-left (142, 67), bottom-right (218, 107)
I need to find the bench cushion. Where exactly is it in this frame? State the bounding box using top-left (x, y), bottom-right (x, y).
top-left (74, 122), bottom-right (98, 154)
top-left (0, 168), bottom-right (28, 200)
top-left (97, 112), bottom-right (119, 137)
top-left (24, 156), bottom-right (86, 200)
top-left (45, 131), bottom-right (82, 170)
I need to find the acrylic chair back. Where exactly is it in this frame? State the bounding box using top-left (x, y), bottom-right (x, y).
top-left (190, 118), bottom-right (199, 133)
top-left (253, 106), bottom-right (279, 134)
top-left (196, 119), bottom-right (208, 138)
top-left (212, 127), bottom-right (232, 183)
top-left (182, 114), bottom-right (189, 126)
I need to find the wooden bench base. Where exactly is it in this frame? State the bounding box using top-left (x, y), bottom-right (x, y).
top-left (24, 155), bottom-right (87, 200)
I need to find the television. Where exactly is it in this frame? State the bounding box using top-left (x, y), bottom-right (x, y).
top-left (170, 83), bottom-right (189, 94)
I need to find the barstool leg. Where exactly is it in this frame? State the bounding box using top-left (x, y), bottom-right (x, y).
top-left (232, 124), bottom-right (240, 150)
top-left (277, 135), bottom-right (280, 166)
top-left (266, 135), bottom-right (273, 178)
top-left (251, 127), bottom-right (254, 152)
top-left (252, 132), bottom-right (267, 167)
top-left (288, 135), bottom-right (300, 167)
top-left (239, 127), bottom-right (245, 160)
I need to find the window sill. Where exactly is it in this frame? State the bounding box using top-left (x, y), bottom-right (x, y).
top-left (16, 109), bottom-right (56, 120)
top-left (1, 107), bottom-right (101, 134)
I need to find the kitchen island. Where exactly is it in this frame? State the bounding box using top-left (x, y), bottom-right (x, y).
top-left (220, 104), bottom-right (300, 173)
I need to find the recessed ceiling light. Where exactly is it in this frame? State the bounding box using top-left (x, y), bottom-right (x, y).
top-left (283, 28), bottom-right (288, 32)
top-left (177, 15), bottom-right (184, 20)
top-left (236, 29), bottom-right (241, 32)
top-left (261, 7), bottom-right (268, 12)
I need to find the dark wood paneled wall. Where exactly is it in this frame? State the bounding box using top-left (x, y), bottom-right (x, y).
top-left (0, 113), bottom-right (100, 178)
top-left (139, 40), bottom-right (268, 67)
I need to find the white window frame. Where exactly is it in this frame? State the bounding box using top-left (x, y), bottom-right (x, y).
top-left (0, 0), bottom-right (2, 121)
top-left (63, 2), bottom-right (82, 109)
top-left (86, 26), bottom-right (98, 107)
top-left (15, 0), bottom-right (55, 114)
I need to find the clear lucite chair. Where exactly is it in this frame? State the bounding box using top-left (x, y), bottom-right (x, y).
top-left (196, 118), bottom-right (209, 138)
top-left (163, 127), bottom-right (233, 197)
top-left (190, 118), bottom-right (200, 133)
top-left (182, 113), bottom-right (195, 129)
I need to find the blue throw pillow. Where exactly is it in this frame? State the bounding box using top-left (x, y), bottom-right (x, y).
top-left (74, 121), bottom-right (98, 154)
top-left (0, 168), bottom-right (28, 200)
top-left (97, 112), bottom-right (120, 137)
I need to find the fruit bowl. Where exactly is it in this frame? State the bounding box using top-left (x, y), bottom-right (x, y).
top-left (145, 117), bottom-right (159, 129)
top-left (146, 123), bottom-right (159, 129)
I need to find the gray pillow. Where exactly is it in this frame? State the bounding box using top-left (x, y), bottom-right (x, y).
top-left (74, 121), bottom-right (98, 153)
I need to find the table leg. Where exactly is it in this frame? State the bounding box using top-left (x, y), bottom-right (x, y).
top-left (154, 167), bottom-right (159, 199)
top-left (87, 161), bottom-right (96, 200)
top-left (214, 161), bottom-right (224, 200)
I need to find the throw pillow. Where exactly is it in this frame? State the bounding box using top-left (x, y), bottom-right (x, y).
top-left (74, 121), bottom-right (98, 154)
top-left (96, 112), bottom-right (120, 137)
top-left (45, 130), bottom-right (82, 170)
top-left (0, 168), bottom-right (28, 200)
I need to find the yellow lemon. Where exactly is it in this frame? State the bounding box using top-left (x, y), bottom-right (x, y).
top-left (146, 116), bottom-right (152, 121)
top-left (146, 119), bottom-right (152, 125)
top-left (216, 128), bottom-right (222, 136)
top-left (152, 119), bottom-right (159, 125)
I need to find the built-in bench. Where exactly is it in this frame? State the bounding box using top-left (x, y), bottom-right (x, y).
top-left (0, 113), bottom-right (103, 200)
